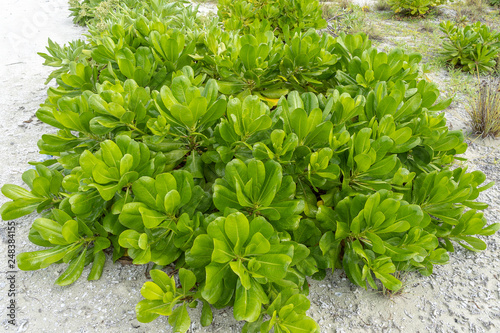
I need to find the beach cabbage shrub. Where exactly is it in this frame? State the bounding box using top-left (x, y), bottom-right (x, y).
top-left (1, 0), bottom-right (498, 332)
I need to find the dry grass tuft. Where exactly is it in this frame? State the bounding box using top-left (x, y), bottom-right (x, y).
top-left (467, 78), bottom-right (500, 138)
top-left (374, 0), bottom-right (391, 11)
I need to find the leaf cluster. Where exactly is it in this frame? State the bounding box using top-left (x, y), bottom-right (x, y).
top-left (439, 20), bottom-right (500, 73)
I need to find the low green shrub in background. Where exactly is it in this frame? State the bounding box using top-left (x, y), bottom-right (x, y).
top-left (217, 0), bottom-right (327, 36)
top-left (440, 20), bottom-right (500, 73)
top-left (387, 0), bottom-right (448, 15)
top-left (1, 0), bottom-right (498, 332)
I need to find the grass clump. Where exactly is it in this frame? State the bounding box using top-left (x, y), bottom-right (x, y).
top-left (467, 78), bottom-right (500, 138)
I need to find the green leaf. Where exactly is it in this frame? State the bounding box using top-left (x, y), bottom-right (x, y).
top-left (280, 317), bottom-right (320, 333)
top-left (201, 301), bottom-right (213, 327)
top-left (374, 271), bottom-right (402, 291)
top-left (164, 190), bottom-right (181, 215)
top-left (119, 229), bottom-right (141, 249)
top-left (225, 212), bottom-right (249, 249)
top-left (230, 260), bottom-right (251, 289)
top-left (168, 304), bottom-right (191, 333)
top-left (139, 207), bottom-right (166, 229)
top-left (55, 247), bottom-right (87, 286)
top-left (179, 268), bottom-right (196, 294)
top-left (249, 254), bottom-right (291, 281)
top-left (233, 280), bottom-right (262, 322)
top-left (141, 281), bottom-right (165, 300)
top-left (186, 234), bottom-right (214, 268)
top-left (88, 251), bottom-right (106, 281)
top-left (203, 263), bottom-right (231, 304)
top-left (150, 269), bottom-right (175, 292)
top-left (33, 218), bottom-right (67, 245)
top-left (62, 219), bottom-right (80, 243)
top-left (17, 245), bottom-right (74, 270)
top-left (1, 200), bottom-right (41, 220)
top-left (457, 236), bottom-right (487, 251)
top-left (212, 238), bottom-right (234, 263)
top-left (138, 233), bottom-right (148, 250)
top-left (136, 299), bottom-right (161, 323)
top-left (290, 108), bottom-right (308, 142)
top-left (2, 184), bottom-right (39, 200)
top-left (244, 232), bottom-right (271, 256)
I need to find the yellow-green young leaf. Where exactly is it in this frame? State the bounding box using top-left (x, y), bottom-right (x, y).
top-left (458, 236), bottom-right (487, 251)
top-left (141, 281), bottom-right (164, 300)
top-left (171, 104), bottom-right (194, 128)
top-left (225, 212), bottom-right (249, 249)
top-left (364, 231), bottom-right (385, 254)
top-left (164, 190), bottom-right (181, 215)
top-left (138, 233), bottom-right (148, 250)
top-left (203, 263), bottom-right (230, 304)
top-left (280, 317), bottom-right (320, 333)
top-left (136, 299), bottom-right (161, 323)
top-left (55, 247), bottom-right (87, 286)
top-left (100, 140), bottom-right (123, 168)
top-left (150, 269), bottom-right (175, 293)
top-left (120, 154), bottom-right (134, 176)
top-left (62, 219), bottom-right (79, 243)
top-left (118, 229), bottom-right (141, 249)
top-left (212, 238), bottom-right (234, 263)
top-left (168, 304), bottom-right (191, 333)
top-left (188, 96), bottom-right (208, 123)
top-left (248, 254), bottom-right (291, 281)
top-left (93, 237), bottom-right (111, 253)
top-left (230, 260), bottom-right (251, 289)
top-left (244, 232), bottom-right (271, 256)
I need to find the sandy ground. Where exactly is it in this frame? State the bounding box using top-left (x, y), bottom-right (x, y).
top-left (1, 1), bottom-right (500, 332)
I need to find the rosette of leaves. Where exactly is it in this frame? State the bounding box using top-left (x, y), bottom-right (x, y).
top-left (149, 72), bottom-right (227, 173)
top-left (37, 79), bottom-right (155, 159)
top-left (136, 268), bottom-right (210, 331)
top-left (92, 28), bottom-right (198, 90)
top-left (118, 170), bottom-right (210, 265)
top-left (186, 213), bottom-right (307, 322)
top-left (197, 31), bottom-right (286, 99)
top-left (74, 135), bottom-right (166, 202)
top-left (363, 79), bottom-right (464, 170)
top-left (316, 190), bottom-right (448, 290)
top-left (1, 165), bottom-right (65, 220)
top-left (15, 208), bottom-right (110, 286)
top-left (215, 94), bottom-right (272, 158)
top-left (280, 29), bottom-right (339, 93)
top-left (406, 168), bottom-right (499, 253)
top-left (439, 21), bottom-right (500, 73)
top-left (335, 45), bottom-right (421, 95)
top-left (213, 158), bottom-right (304, 230)
top-left (38, 38), bottom-right (88, 84)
